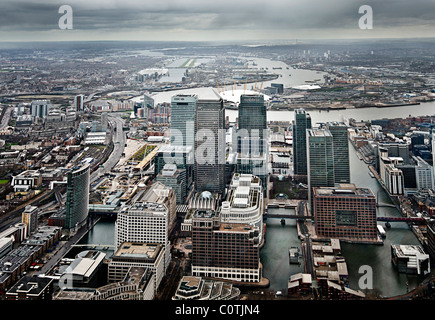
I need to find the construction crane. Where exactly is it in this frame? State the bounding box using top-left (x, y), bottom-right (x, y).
top-left (258, 81), bottom-right (264, 94)
top-left (216, 81), bottom-right (222, 94)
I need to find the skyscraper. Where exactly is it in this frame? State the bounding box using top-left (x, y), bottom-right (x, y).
top-left (235, 94), bottom-right (268, 192)
top-left (293, 108), bottom-right (312, 176)
top-left (194, 91), bottom-right (225, 194)
top-left (326, 122), bottom-right (350, 184)
top-left (238, 94), bottom-right (267, 141)
top-left (307, 128), bottom-right (335, 207)
top-left (65, 163), bottom-right (90, 230)
top-left (170, 94), bottom-right (197, 148)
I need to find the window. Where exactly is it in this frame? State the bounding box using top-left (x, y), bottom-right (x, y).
top-left (335, 210), bottom-right (357, 227)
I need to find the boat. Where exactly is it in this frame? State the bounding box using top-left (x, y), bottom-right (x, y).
top-left (289, 247), bottom-right (300, 264)
top-left (377, 225), bottom-right (386, 238)
top-left (368, 171), bottom-right (375, 178)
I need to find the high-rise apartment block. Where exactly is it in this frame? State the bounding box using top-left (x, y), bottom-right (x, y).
top-left (74, 95), bottom-right (84, 111)
top-left (22, 205), bottom-right (39, 237)
top-left (31, 100), bottom-right (50, 121)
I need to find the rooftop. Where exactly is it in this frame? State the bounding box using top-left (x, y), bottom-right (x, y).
top-left (114, 242), bottom-right (162, 261)
top-left (314, 184), bottom-right (374, 197)
top-left (7, 276), bottom-right (53, 296)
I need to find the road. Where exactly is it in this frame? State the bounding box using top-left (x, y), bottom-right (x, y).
top-left (0, 106), bottom-right (12, 130)
top-left (90, 113), bottom-right (126, 183)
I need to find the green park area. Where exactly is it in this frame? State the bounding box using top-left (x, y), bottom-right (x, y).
top-left (130, 144), bottom-right (156, 162)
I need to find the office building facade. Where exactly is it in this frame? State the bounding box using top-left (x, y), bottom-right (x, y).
top-left (313, 184), bottom-right (378, 243)
top-left (108, 242), bottom-right (165, 293)
top-left (326, 122), bottom-right (350, 184)
top-left (238, 94), bottom-right (267, 141)
top-left (171, 94), bottom-right (197, 148)
top-left (307, 128), bottom-right (335, 207)
top-left (191, 210), bottom-right (261, 283)
top-left (115, 182), bottom-right (176, 269)
top-left (194, 93), bottom-right (226, 194)
top-left (235, 94), bottom-right (268, 193)
top-left (293, 108), bottom-right (312, 176)
top-left (221, 173), bottom-right (264, 243)
top-left (154, 145), bottom-right (194, 188)
top-left (156, 164), bottom-right (187, 205)
top-left (65, 163), bottom-right (90, 230)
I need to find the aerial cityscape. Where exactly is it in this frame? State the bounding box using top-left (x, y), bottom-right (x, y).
top-left (1, 0), bottom-right (435, 313)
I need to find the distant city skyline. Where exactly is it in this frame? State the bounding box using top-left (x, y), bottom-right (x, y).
top-left (0, 0), bottom-right (434, 42)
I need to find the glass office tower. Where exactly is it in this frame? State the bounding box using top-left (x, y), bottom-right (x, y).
top-left (170, 94), bottom-right (197, 148)
top-left (194, 91), bottom-right (225, 194)
top-left (307, 128), bottom-right (335, 208)
top-left (65, 163), bottom-right (90, 230)
top-left (326, 122), bottom-right (350, 184)
top-left (235, 94), bottom-right (268, 193)
top-left (293, 108), bottom-right (312, 176)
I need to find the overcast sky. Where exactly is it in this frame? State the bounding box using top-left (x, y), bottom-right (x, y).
top-left (0, 0), bottom-right (434, 42)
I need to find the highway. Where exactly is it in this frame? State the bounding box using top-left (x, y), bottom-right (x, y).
top-left (90, 113), bottom-right (126, 183)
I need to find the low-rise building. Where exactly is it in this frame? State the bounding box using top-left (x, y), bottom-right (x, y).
top-left (391, 244), bottom-right (430, 275)
top-left (173, 276), bottom-right (240, 300)
top-left (108, 242), bottom-right (165, 294)
top-left (6, 276), bottom-right (53, 300)
top-left (11, 170), bottom-right (42, 192)
top-left (61, 250), bottom-right (106, 288)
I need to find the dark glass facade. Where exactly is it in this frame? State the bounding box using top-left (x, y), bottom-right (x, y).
top-left (65, 163), bottom-right (90, 229)
top-left (293, 108), bottom-right (312, 176)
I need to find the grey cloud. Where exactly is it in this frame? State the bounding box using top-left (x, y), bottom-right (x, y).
top-left (0, 0), bottom-right (434, 39)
